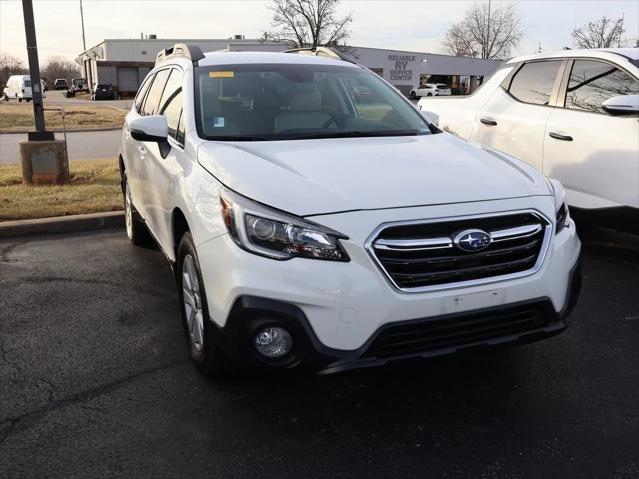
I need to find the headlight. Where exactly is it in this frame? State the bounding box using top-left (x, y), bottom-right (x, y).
top-left (546, 178), bottom-right (570, 233)
top-left (220, 188), bottom-right (349, 262)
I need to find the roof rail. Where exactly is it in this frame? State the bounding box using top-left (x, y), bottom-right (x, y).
top-left (283, 46), bottom-right (356, 64)
top-left (155, 43), bottom-right (205, 66)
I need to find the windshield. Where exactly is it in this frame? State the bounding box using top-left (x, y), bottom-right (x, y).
top-left (24, 80), bottom-right (31, 87)
top-left (195, 63), bottom-right (432, 141)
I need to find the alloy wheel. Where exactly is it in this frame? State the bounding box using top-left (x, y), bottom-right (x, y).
top-left (182, 254), bottom-right (204, 352)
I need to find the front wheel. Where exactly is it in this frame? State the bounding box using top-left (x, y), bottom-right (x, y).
top-left (426, 92), bottom-right (433, 97)
top-left (177, 233), bottom-right (232, 377)
top-left (410, 91), bottom-right (417, 99)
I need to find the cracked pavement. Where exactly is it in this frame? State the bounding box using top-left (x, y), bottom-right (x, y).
top-left (0, 227), bottom-right (637, 478)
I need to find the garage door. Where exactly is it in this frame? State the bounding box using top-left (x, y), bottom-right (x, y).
top-left (117, 67), bottom-right (139, 94)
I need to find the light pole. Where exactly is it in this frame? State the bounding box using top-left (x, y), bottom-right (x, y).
top-left (19, 0), bottom-right (68, 185)
top-left (22, 0), bottom-right (52, 141)
top-left (80, 0), bottom-right (87, 81)
top-left (80, 0), bottom-right (86, 51)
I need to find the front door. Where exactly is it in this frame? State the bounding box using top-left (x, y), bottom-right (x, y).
top-left (543, 58), bottom-right (639, 210)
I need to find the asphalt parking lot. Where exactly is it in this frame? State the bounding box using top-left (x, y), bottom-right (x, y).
top-left (1, 225), bottom-right (637, 478)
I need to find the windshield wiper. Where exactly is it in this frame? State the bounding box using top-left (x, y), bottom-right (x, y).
top-left (278, 130), bottom-right (424, 140)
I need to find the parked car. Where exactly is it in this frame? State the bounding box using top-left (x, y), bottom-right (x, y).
top-left (54, 78), bottom-right (68, 90)
top-left (410, 83), bottom-right (452, 99)
top-left (2, 75), bottom-right (46, 102)
top-left (92, 83), bottom-right (115, 100)
top-left (71, 77), bottom-right (88, 92)
top-left (419, 48), bottom-right (639, 231)
top-left (120, 44), bottom-right (581, 377)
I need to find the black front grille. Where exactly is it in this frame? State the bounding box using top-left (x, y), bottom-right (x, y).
top-left (370, 212), bottom-right (549, 290)
top-left (365, 302), bottom-right (553, 359)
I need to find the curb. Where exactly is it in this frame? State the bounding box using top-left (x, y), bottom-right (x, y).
top-left (0, 127), bottom-right (121, 135)
top-left (0, 211), bottom-right (124, 238)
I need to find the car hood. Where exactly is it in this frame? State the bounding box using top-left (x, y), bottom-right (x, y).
top-left (197, 133), bottom-right (550, 216)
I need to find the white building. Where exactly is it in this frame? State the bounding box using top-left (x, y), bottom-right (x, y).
top-left (76, 37), bottom-right (502, 97)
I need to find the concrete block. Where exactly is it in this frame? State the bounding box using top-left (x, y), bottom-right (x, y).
top-left (19, 139), bottom-right (69, 185)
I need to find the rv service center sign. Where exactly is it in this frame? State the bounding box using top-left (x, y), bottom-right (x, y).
top-left (389, 54), bottom-right (415, 82)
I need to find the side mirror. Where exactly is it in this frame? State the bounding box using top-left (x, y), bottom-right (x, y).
top-left (129, 115), bottom-right (168, 142)
top-left (601, 94), bottom-right (639, 116)
top-left (420, 109), bottom-right (439, 127)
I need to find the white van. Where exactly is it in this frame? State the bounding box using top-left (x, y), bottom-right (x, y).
top-left (2, 75), bottom-right (46, 102)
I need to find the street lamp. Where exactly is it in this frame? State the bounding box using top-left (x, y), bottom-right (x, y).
top-left (19, 0), bottom-right (68, 185)
top-left (21, 0), bottom-right (51, 141)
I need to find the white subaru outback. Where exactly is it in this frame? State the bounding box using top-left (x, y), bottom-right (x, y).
top-left (120, 44), bottom-right (581, 376)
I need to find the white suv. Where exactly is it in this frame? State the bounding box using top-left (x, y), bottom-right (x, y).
top-left (419, 48), bottom-right (639, 232)
top-left (410, 83), bottom-right (452, 99)
top-left (120, 44), bottom-right (581, 376)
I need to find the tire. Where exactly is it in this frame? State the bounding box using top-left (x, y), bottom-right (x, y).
top-left (18, 97), bottom-right (22, 103)
top-left (177, 232), bottom-right (232, 377)
top-left (426, 92), bottom-right (433, 97)
top-left (123, 174), bottom-right (153, 247)
top-left (410, 91), bottom-right (417, 99)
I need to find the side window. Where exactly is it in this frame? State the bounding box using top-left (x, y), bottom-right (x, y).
top-left (564, 60), bottom-right (639, 114)
top-left (158, 68), bottom-right (183, 112)
top-left (134, 75), bottom-right (154, 113)
top-left (161, 90), bottom-right (183, 143)
top-left (508, 60), bottom-right (562, 105)
top-left (141, 68), bottom-right (170, 116)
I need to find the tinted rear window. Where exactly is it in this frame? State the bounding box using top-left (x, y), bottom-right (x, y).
top-left (508, 60), bottom-right (562, 105)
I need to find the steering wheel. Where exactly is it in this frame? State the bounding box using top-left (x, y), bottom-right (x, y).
top-left (322, 114), bottom-right (353, 129)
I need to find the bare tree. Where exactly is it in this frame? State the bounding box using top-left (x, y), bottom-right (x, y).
top-left (571, 15), bottom-right (628, 49)
top-left (442, 1), bottom-right (523, 59)
top-left (41, 56), bottom-right (80, 86)
top-left (267, 0), bottom-right (353, 48)
top-left (0, 53), bottom-right (27, 87)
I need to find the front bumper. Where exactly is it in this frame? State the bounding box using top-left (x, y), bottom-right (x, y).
top-left (196, 198), bottom-right (581, 373)
top-left (212, 264), bottom-right (580, 374)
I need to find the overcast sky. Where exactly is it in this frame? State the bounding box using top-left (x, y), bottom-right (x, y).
top-left (1, 0), bottom-right (638, 63)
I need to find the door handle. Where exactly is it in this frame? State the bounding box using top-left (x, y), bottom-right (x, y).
top-left (549, 132), bottom-right (573, 141)
top-left (480, 117), bottom-right (498, 126)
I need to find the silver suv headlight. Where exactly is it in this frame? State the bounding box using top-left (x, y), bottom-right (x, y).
top-left (220, 188), bottom-right (349, 262)
top-left (547, 178), bottom-right (570, 233)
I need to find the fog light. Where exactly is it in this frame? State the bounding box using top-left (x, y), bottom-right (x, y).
top-left (254, 327), bottom-right (292, 359)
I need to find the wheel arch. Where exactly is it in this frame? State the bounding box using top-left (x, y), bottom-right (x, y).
top-left (172, 207), bottom-right (191, 259)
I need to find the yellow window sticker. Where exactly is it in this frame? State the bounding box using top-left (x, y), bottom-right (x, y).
top-left (209, 71), bottom-right (234, 78)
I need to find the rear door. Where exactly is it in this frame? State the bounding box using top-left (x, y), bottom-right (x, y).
top-left (543, 58), bottom-right (639, 210)
top-left (471, 60), bottom-right (565, 171)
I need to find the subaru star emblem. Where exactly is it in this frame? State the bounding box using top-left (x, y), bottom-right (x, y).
top-left (453, 229), bottom-right (492, 252)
